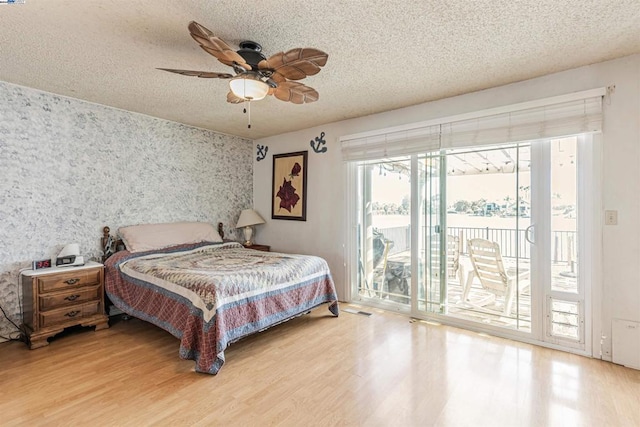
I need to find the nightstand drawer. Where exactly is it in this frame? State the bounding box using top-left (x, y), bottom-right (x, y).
top-left (39, 301), bottom-right (100, 328)
top-left (39, 285), bottom-right (101, 311)
top-left (21, 261), bottom-right (108, 349)
top-left (37, 269), bottom-right (101, 293)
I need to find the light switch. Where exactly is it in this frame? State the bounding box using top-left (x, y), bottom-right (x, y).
top-left (605, 210), bottom-right (618, 225)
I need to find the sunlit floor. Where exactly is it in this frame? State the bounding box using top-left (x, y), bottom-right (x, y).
top-left (2, 305), bottom-right (639, 426)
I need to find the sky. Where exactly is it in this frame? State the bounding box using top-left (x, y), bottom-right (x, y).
top-left (371, 167), bottom-right (530, 205)
top-left (370, 138), bottom-right (577, 207)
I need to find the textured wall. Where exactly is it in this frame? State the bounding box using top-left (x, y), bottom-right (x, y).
top-left (0, 81), bottom-right (253, 341)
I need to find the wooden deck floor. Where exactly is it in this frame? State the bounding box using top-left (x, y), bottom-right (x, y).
top-left (1, 305), bottom-right (638, 426)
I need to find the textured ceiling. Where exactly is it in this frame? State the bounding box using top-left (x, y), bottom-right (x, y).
top-left (1, 1), bottom-right (639, 139)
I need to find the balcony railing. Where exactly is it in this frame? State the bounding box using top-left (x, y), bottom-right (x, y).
top-left (375, 225), bottom-right (577, 262)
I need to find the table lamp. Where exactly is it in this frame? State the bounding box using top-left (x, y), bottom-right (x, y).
top-left (235, 209), bottom-right (266, 246)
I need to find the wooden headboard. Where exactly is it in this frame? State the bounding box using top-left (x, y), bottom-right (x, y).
top-left (101, 226), bottom-right (123, 262)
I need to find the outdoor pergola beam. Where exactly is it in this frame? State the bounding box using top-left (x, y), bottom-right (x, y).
top-left (501, 149), bottom-right (515, 165)
top-left (451, 154), bottom-right (483, 173)
top-left (473, 151), bottom-right (500, 171)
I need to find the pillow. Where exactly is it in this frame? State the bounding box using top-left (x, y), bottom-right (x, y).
top-left (118, 221), bottom-right (222, 253)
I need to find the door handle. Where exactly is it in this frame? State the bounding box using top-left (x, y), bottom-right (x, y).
top-left (525, 225), bottom-right (535, 244)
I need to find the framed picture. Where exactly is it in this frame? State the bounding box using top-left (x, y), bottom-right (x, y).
top-left (272, 151), bottom-right (308, 221)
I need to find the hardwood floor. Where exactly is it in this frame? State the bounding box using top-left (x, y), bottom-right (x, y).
top-left (1, 304), bottom-right (639, 426)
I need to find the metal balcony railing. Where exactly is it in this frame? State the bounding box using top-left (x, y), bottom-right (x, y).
top-left (374, 225), bottom-right (577, 262)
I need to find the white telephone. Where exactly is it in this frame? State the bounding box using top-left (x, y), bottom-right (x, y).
top-left (56, 243), bottom-right (85, 267)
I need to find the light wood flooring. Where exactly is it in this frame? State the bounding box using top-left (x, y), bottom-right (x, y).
top-left (1, 304), bottom-right (639, 426)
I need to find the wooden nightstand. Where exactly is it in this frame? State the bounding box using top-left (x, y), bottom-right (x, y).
top-left (21, 261), bottom-right (109, 349)
top-left (243, 243), bottom-right (271, 252)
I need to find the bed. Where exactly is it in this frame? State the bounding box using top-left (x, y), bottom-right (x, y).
top-left (102, 221), bottom-right (339, 374)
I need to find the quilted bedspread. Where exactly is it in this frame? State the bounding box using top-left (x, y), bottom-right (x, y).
top-left (104, 242), bottom-right (339, 374)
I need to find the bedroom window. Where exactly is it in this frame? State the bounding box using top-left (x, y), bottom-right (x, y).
top-left (343, 89), bottom-right (604, 353)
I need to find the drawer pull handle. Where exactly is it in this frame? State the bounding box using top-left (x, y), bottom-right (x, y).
top-left (64, 278), bottom-right (80, 285)
top-left (64, 294), bottom-right (80, 301)
top-left (65, 310), bottom-right (80, 318)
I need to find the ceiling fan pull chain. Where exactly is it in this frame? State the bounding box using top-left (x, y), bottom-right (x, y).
top-left (246, 100), bottom-right (251, 129)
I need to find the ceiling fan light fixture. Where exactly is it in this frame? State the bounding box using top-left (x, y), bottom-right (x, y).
top-left (229, 73), bottom-right (269, 101)
top-left (159, 21), bottom-right (328, 112)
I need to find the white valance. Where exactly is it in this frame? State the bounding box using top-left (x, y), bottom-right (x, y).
top-left (340, 123), bottom-right (441, 162)
top-left (341, 88), bottom-right (605, 161)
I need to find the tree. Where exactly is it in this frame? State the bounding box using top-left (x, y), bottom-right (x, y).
top-left (401, 195), bottom-right (410, 212)
top-left (454, 200), bottom-right (470, 212)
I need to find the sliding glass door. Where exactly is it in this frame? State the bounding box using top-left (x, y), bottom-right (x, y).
top-left (417, 153), bottom-right (444, 314)
top-left (352, 136), bottom-right (591, 352)
top-left (355, 157), bottom-right (412, 309)
top-left (423, 144), bottom-right (532, 332)
top-left (539, 137), bottom-right (586, 348)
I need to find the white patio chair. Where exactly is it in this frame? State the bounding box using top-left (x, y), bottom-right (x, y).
top-left (372, 238), bottom-right (393, 298)
top-left (431, 234), bottom-right (465, 289)
top-left (464, 238), bottom-right (529, 316)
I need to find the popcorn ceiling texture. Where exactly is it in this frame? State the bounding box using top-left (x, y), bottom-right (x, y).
top-left (1, 1), bottom-right (639, 139)
top-left (0, 81), bottom-right (253, 341)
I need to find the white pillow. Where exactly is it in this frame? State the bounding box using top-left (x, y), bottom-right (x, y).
top-left (119, 222), bottom-right (222, 253)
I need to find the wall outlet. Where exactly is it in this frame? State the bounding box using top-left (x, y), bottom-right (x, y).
top-left (605, 210), bottom-right (618, 225)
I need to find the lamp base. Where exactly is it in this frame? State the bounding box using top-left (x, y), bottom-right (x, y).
top-left (243, 226), bottom-right (254, 246)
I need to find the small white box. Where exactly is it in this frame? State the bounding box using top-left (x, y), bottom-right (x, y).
top-left (612, 318), bottom-right (640, 369)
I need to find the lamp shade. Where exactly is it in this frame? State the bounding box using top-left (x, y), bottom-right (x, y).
top-left (236, 209), bottom-right (266, 228)
top-left (229, 73), bottom-right (269, 101)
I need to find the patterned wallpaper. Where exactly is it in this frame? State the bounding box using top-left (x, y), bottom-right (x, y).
top-left (0, 81), bottom-right (253, 341)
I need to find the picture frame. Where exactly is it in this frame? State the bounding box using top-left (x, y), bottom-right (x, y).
top-left (272, 151), bottom-right (308, 221)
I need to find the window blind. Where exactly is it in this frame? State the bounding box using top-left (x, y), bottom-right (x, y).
top-left (440, 95), bottom-right (603, 149)
top-left (341, 88), bottom-right (605, 161)
top-left (340, 123), bottom-right (441, 161)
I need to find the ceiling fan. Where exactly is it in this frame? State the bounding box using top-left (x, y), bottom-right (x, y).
top-left (158, 21), bottom-right (328, 106)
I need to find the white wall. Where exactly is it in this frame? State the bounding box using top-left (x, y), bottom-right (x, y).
top-left (0, 81), bottom-right (253, 342)
top-left (255, 54), bottom-right (640, 361)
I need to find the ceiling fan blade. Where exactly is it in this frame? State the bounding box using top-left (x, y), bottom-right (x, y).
top-left (187, 21), bottom-right (251, 71)
top-left (227, 91), bottom-right (245, 104)
top-left (157, 68), bottom-right (233, 79)
top-left (259, 48), bottom-right (328, 81)
top-left (269, 72), bottom-right (287, 84)
top-left (272, 81), bottom-right (319, 104)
